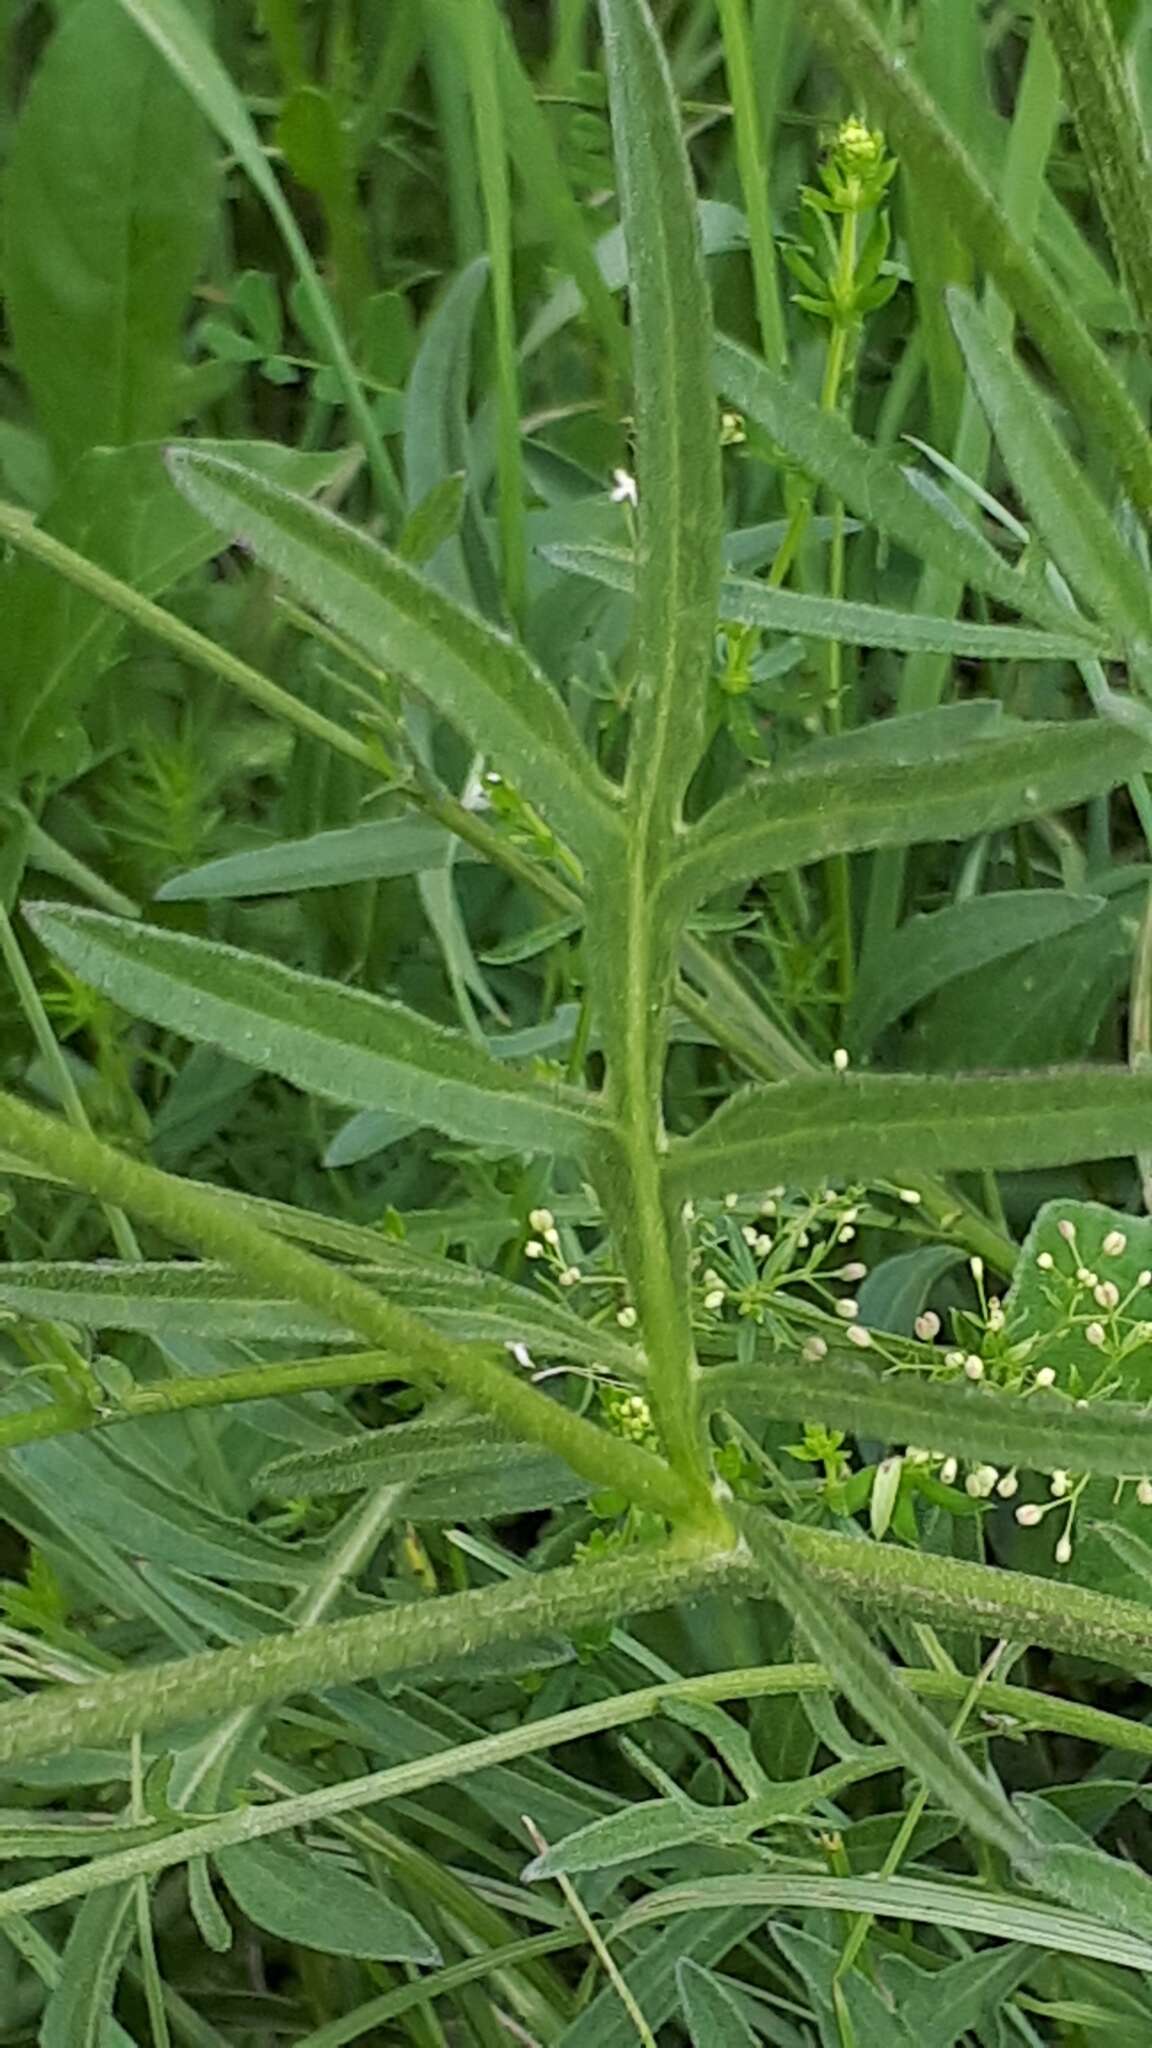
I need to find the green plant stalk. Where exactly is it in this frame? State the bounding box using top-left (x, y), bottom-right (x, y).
top-left (716, 0), bottom-right (787, 368)
top-left (1036, 0), bottom-right (1152, 347)
top-left (464, 0), bottom-right (528, 622)
top-left (5, 1650), bottom-right (1152, 1923)
top-left (0, 507), bottom-right (383, 775)
top-left (800, 0), bottom-right (1152, 520)
top-left (0, 1090), bottom-right (697, 1524)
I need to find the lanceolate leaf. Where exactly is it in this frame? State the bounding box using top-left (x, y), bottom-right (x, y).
top-left (707, 1357), bottom-right (1152, 1480)
top-left (598, 0), bottom-right (722, 820)
top-left (27, 905), bottom-right (604, 1156)
top-left (947, 287), bottom-right (1152, 642)
top-left (547, 540), bottom-right (1110, 661)
top-left (666, 1069), bottom-right (1152, 1201)
top-left (0, 1257), bottom-right (637, 1372)
top-left (166, 449), bottom-right (618, 861)
top-left (156, 815), bottom-right (477, 901)
top-left (677, 1961), bottom-right (757, 2047)
top-left (214, 1837), bottom-right (439, 1963)
top-left (714, 336), bottom-right (1088, 635)
top-left (668, 723), bottom-right (1144, 911)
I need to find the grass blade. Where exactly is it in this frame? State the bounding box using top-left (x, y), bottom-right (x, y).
top-left (666, 1068), bottom-right (1152, 1201)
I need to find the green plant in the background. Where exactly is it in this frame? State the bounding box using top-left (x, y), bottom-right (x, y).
top-left (9, 0), bottom-right (1152, 2041)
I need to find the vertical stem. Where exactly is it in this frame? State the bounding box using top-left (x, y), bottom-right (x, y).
top-left (716, 0), bottom-right (788, 368)
top-left (464, 0), bottom-right (527, 624)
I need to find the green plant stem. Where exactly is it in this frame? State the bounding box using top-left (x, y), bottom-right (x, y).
top-left (801, 0), bottom-right (1152, 521)
top-left (0, 1089), bottom-right (698, 1525)
top-left (1036, 0), bottom-right (1152, 348)
top-left (464, 0), bottom-right (527, 622)
top-left (716, 0), bottom-right (787, 367)
top-left (0, 507), bottom-right (383, 775)
top-left (4, 1650), bottom-right (1152, 1922)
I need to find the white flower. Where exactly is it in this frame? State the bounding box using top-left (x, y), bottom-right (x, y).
top-left (525, 1239), bottom-right (545, 1259)
top-left (610, 467), bottom-right (638, 506)
top-left (803, 1335), bottom-right (828, 1362)
top-left (835, 1299), bottom-right (859, 1320)
top-left (1086, 1322), bottom-right (1107, 1348)
top-left (1055, 1534), bottom-right (1073, 1566)
top-left (529, 1208), bottom-right (555, 1234)
top-left (846, 1324), bottom-right (872, 1348)
top-left (1015, 1503), bottom-right (1043, 1527)
top-left (1036, 1251), bottom-right (1054, 1272)
top-left (839, 1261), bottom-right (867, 1282)
top-left (832, 1047), bottom-right (850, 1072)
top-left (915, 1311), bottom-right (940, 1341)
top-left (1034, 1367), bottom-right (1056, 1389)
top-left (963, 1354), bottom-right (984, 1381)
top-left (1094, 1280), bottom-right (1120, 1311)
top-left (939, 1456), bottom-right (958, 1485)
top-left (997, 1471), bottom-right (1019, 1499)
top-left (616, 1305), bottom-right (638, 1329)
top-left (1103, 1230), bottom-right (1128, 1257)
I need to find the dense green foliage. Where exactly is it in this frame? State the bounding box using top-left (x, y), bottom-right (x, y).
top-left (7, 0), bottom-right (1152, 2040)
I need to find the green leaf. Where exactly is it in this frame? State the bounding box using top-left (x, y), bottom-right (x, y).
top-left (3, 0), bottom-right (217, 471)
top-left (166, 448), bottom-right (618, 860)
top-left (618, 1870), bottom-right (1152, 1972)
top-left (734, 1507), bottom-right (1037, 1870)
top-left (0, 1256), bottom-right (635, 1371)
top-left (598, 0), bottom-right (723, 819)
top-left (849, 891), bottom-right (1107, 1048)
top-left (713, 335), bottom-right (1082, 633)
top-left (39, 1886), bottom-right (136, 2048)
top-left (947, 287), bottom-right (1152, 641)
top-left (547, 541), bottom-right (1112, 661)
top-left (707, 1356), bottom-right (1152, 1482)
top-left (1004, 1199), bottom-right (1152, 1394)
top-left (115, 0), bottom-right (400, 513)
top-left (677, 1961), bottom-right (757, 2047)
top-left (26, 905), bottom-right (605, 1155)
top-left (666, 1068), bottom-right (1152, 1202)
top-left (4, 441), bottom-right (350, 789)
top-left (403, 257), bottom-right (494, 607)
top-left (214, 1837), bottom-right (439, 1963)
top-left (262, 1422), bottom-right (590, 1520)
top-left (1032, 1843), bottom-right (1152, 1948)
top-left (156, 815), bottom-right (477, 901)
top-left (669, 722), bottom-right (1144, 911)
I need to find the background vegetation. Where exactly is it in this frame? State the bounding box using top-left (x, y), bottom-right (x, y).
top-left (7, 0), bottom-right (1152, 2041)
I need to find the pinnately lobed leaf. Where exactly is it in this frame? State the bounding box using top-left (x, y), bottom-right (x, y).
top-left (26, 904), bottom-right (604, 1157)
top-left (165, 447), bottom-right (620, 862)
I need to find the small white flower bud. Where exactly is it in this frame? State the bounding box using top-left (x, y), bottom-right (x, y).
top-left (1140, 1270), bottom-right (1152, 1289)
top-left (963, 1354), bottom-right (985, 1381)
top-left (1138, 1478), bottom-right (1152, 1507)
top-left (899, 1188), bottom-right (922, 1206)
top-left (997, 1471), bottom-right (1019, 1499)
top-left (970, 1256), bottom-right (984, 1283)
top-left (1034, 1367), bottom-right (1056, 1388)
top-left (703, 1288), bottom-right (726, 1312)
top-left (945, 1350), bottom-right (965, 1368)
top-left (525, 1240), bottom-right (544, 1259)
top-left (1037, 1251), bottom-right (1054, 1272)
top-left (837, 1225), bottom-right (856, 1244)
top-left (544, 1227), bottom-right (561, 1248)
top-left (724, 1193), bottom-right (739, 1210)
top-left (1015, 1503), bottom-right (1044, 1527)
top-left (528, 1208), bottom-right (554, 1234)
top-left (1103, 1230), bottom-right (1128, 1257)
top-left (1058, 1219), bottom-right (1077, 1242)
top-left (1076, 1267), bottom-right (1098, 1288)
top-left (741, 1224), bottom-right (759, 1246)
top-left (1094, 1280), bottom-right (1120, 1311)
top-left (915, 1311), bottom-right (941, 1341)
top-left (1055, 1534), bottom-right (1073, 1566)
top-left (558, 1266), bottom-right (581, 1287)
top-left (803, 1335), bottom-right (828, 1362)
top-left (754, 1233), bottom-right (774, 1258)
top-left (1050, 1470), bottom-right (1069, 1498)
top-left (1086, 1322), bottom-right (1107, 1348)
top-left (835, 1298), bottom-right (859, 1320)
top-left (939, 1456), bottom-right (958, 1485)
top-left (832, 1047), bottom-right (850, 1072)
top-left (965, 1472), bottom-right (986, 1498)
top-left (616, 1305), bottom-right (638, 1329)
top-left (846, 1324), bottom-right (872, 1348)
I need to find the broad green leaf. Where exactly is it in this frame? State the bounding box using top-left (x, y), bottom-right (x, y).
top-left (618, 1870), bottom-right (1152, 1971)
top-left (1032, 1843), bottom-right (1152, 1946)
top-left (157, 815), bottom-right (477, 902)
top-left (877, 1948), bottom-right (1033, 2048)
top-left (215, 1837), bottom-right (439, 1963)
top-left (557, 1908), bottom-right (765, 2048)
top-left (0, 1257), bottom-right (636, 1371)
top-left (714, 335), bottom-right (1085, 634)
top-left (669, 722), bottom-right (1144, 911)
top-left (734, 1506), bottom-right (1037, 1870)
top-left (800, 701), bottom-right (1008, 766)
top-left (4, 441), bottom-right (350, 789)
top-left (547, 540), bottom-right (1112, 661)
top-left (849, 890), bottom-right (1106, 1048)
top-left (856, 1245), bottom-right (964, 1335)
top-left (598, 0), bottom-right (722, 818)
top-left (3, 0), bottom-right (217, 471)
top-left (947, 287), bottom-right (1152, 641)
top-left (166, 449), bottom-right (618, 860)
top-left (116, 0), bottom-right (399, 512)
top-left (677, 1961), bottom-right (757, 2048)
top-left (666, 1069), bottom-right (1152, 1202)
top-left (772, 1924), bottom-right (916, 2048)
top-left (27, 905), bottom-right (604, 1156)
top-left (1004, 1199), bottom-right (1152, 1395)
top-left (707, 1356), bottom-right (1152, 1481)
